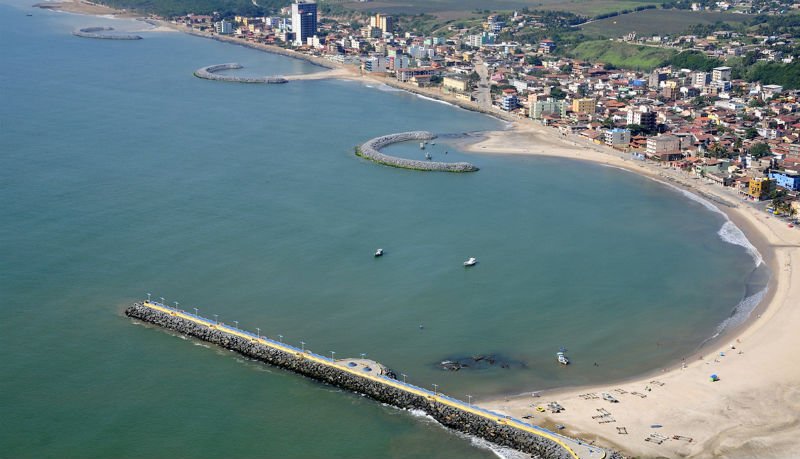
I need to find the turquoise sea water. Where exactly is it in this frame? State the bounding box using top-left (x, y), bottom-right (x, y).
top-left (0, 3), bottom-right (766, 458)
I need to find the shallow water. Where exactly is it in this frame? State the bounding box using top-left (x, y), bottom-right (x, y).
top-left (0, 2), bottom-right (766, 457)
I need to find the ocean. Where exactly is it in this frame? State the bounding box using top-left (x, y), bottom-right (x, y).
top-left (0, 2), bottom-right (767, 457)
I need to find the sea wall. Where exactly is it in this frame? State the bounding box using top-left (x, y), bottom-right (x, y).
top-left (72, 27), bottom-right (142, 40)
top-left (194, 63), bottom-right (288, 84)
top-left (357, 131), bottom-right (479, 172)
top-left (125, 302), bottom-right (578, 459)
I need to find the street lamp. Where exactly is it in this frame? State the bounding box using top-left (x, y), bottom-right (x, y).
top-left (233, 320), bottom-right (238, 329)
top-left (146, 293), bottom-right (151, 302)
top-left (174, 301), bottom-right (179, 311)
top-left (360, 353), bottom-right (367, 359)
top-left (467, 395), bottom-right (472, 405)
top-left (432, 384), bottom-right (438, 395)
top-left (213, 314), bottom-right (218, 324)
top-left (256, 327), bottom-right (261, 339)
top-left (401, 373), bottom-right (407, 383)
top-left (193, 308), bottom-right (199, 316)
top-left (330, 351), bottom-right (336, 360)
top-left (278, 334), bottom-right (283, 343)
top-left (300, 341), bottom-right (305, 352)
top-left (159, 297), bottom-right (165, 306)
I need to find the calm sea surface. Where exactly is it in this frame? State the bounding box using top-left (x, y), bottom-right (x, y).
top-left (0, 3), bottom-right (765, 457)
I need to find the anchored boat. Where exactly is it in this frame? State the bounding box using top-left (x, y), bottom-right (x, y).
top-left (557, 351), bottom-right (569, 365)
top-left (464, 257), bottom-right (477, 267)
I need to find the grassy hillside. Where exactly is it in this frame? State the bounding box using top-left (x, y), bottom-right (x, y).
top-left (568, 40), bottom-right (676, 70)
top-left (338, 0), bottom-right (662, 18)
top-left (580, 9), bottom-right (750, 38)
top-left (101, 0), bottom-right (287, 16)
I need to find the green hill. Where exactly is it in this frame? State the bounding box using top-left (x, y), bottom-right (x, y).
top-left (568, 40), bottom-right (676, 71)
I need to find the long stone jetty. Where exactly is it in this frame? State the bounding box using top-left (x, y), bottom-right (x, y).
top-left (126, 300), bottom-right (611, 459)
top-left (193, 63), bottom-right (288, 84)
top-left (357, 131), bottom-right (479, 172)
top-left (72, 27), bottom-right (142, 40)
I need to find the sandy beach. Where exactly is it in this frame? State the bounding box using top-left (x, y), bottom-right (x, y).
top-left (37, 2), bottom-right (800, 456)
top-left (468, 123), bottom-right (800, 459)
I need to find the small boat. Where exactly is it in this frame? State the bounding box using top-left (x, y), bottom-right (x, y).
top-left (374, 248), bottom-right (384, 257)
top-left (420, 142), bottom-right (425, 149)
top-left (425, 152), bottom-right (432, 160)
top-left (463, 257), bottom-right (477, 267)
top-left (557, 351), bottom-right (569, 365)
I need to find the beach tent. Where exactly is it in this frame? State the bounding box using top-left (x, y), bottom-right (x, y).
top-left (710, 374), bottom-right (720, 382)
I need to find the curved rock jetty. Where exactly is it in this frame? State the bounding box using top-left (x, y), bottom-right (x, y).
top-left (356, 131), bottom-right (479, 172)
top-left (194, 63), bottom-right (288, 84)
top-left (72, 27), bottom-right (142, 40)
top-left (126, 301), bottom-right (606, 459)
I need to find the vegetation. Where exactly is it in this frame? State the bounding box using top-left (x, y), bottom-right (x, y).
top-left (101, 0), bottom-right (288, 17)
top-left (750, 142), bottom-right (771, 158)
top-left (567, 40), bottom-right (676, 71)
top-left (667, 50), bottom-right (722, 71)
top-left (579, 9), bottom-right (748, 39)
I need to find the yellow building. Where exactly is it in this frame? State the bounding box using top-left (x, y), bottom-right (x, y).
top-left (443, 76), bottom-right (469, 93)
top-left (748, 177), bottom-right (775, 200)
top-left (571, 98), bottom-right (596, 114)
top-left (369, 13), bottom-right (393, 33)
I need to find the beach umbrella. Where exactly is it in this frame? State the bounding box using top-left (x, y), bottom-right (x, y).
top-left (710, 374), bottom-right (720, 382)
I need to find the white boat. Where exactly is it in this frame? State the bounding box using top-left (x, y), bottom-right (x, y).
top-left (464, 257), bottom-right (477, 266)
top-left (557, 351), bottom-right (569, 365)
top-left (425, 152), bottom-right (432, 160)
top-left (420, 142), bottom-right (425, 149)
top-left (374, 248), bottom-right (384, 257)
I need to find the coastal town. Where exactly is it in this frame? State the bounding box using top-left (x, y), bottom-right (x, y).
top-left (13, 0), bottom-right (800, 458)
top-left (158, 0), bottom-right (800, 220)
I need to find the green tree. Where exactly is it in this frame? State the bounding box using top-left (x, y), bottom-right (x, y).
top-left (750, 143), bottom-right (771, 158)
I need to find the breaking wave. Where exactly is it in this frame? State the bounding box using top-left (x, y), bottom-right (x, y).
top-left (404, 409), bottom-right (537, 459)
top-left (704, 287), bottom-right (767, 344)
top-left (415, 94), bottom-right (456, 107)
top-left (649, 177), bottom-right (763, 266)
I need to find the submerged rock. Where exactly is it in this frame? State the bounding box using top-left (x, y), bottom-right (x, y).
top-left (437, 354), bottom-right (525, 372)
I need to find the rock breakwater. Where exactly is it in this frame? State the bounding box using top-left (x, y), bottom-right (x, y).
top-left (194, 63), bottom-right (288, 84)
top-left (357, 131), bottom-right (479, 172)
top-left (72, 27), bottom-right (142, 40)
top-left (125, 301), bottom-right (590, 459)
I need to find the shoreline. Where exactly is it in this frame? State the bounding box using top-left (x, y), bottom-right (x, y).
top-left (464, 123), bottom-right (800, 458)
top-left (41, 3), bottom-right (800, 457)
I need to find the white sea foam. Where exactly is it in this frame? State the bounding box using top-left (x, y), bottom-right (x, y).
top-left (704, 287), bottom-right (768, 344)
top-left (468, 436), bottom-right (535, 459)
top-left (373, 84), bottom-right (402, 92)
top-left (415, 94), bottom-right (456, 106)
top-left (718, 220), bottom-right (763, 266)
top-left (648, 176), bottom-right (763, 266)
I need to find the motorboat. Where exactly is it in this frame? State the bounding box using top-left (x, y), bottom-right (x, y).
top-left (557, 351), bottom-right (569, 365)
top-left (464, 257), bottom-right (477, 267)
top-left (420, 142), bottom-right (425, 149)
top-left (425, 152), bottom-right (432, 160)
top-left (374, 248), bottom-right (384, 257)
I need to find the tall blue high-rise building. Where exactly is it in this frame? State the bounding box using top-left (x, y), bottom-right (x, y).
top-left (291, 0), bottom-right (317, 46)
